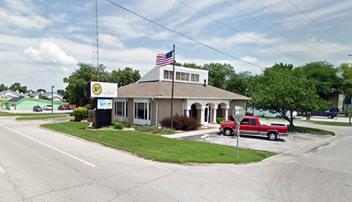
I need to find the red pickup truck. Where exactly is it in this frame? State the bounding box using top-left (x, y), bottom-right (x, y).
top-left (219, 116), bottom-right (288, 141)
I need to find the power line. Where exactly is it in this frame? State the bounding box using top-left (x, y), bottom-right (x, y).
top-left (222, 0), bottom-right (321, 53)
top-left (286, 0), bottom-right (348, 44)
top-left (103, 0), bottom-right (264, 70)
top-left (102, 0), bottom-right (345, 86)
top-left (175, 0), bottom-right (303, 63)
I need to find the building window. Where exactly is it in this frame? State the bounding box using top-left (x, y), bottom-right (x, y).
top-left (114, 101), bottom-right (128, 117)
top-left (164, 70), bottom-right (173, 80)
top-left (134, 102), bottom-right (150, 120)
top-left (191, 74), bottom-right (199, 82)
top-left (176, 72), bottom-right (190, 81)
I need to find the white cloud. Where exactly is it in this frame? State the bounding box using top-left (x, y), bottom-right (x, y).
top-left (24, 41), bottom-right (77, 66)
top-left (99, 34), bottom-right (124, 49)
top-left (240, 56), bottom-right (259, 64)
top-left (0, 10), bottom-right (50, 30)
top-left (205, 32), bottom-right (279, 48)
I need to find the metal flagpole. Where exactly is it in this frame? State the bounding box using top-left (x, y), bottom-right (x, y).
top-left (95, 0), bottom-right (100, 81)
top-left (170, 44), bottom-right (175, 129)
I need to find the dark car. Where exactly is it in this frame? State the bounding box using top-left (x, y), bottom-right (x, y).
top-left (33, 105), bottom-right (42, 112)
top-left (312, 108), bottom-right (339, 119)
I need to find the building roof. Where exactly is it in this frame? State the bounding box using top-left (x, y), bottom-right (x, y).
top-left (8, 96), bottom-right (24, 103)
top-left (118, 81), bottom-right (250, 100)
top-left (0, 90), bottom-right (21, 98)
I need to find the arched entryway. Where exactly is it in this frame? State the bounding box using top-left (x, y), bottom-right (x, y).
top-left (189, 103), bottom-right (202, 123)
top-left (204, 103), bottom-right (216, 123)
top-left (216, 103), bottom-right (228, 121)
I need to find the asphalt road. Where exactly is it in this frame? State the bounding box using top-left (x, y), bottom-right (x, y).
top-left (0, 117), bottom-right (351, 202)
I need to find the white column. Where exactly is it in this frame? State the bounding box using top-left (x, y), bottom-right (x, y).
top-left (225, 108), bottom-right (229, 121)
top-left (200, 108), bottom-right (205, 125)
top-left (185, 109), bottom-right (190, 117)
top-left (212, 108), bottom-right (217, 123)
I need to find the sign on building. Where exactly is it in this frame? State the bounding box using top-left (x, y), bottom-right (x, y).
top-left (90, 81), bottom-right (118, 98)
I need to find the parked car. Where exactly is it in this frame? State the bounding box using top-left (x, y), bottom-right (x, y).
top-left (218, 116), bottom-right (289, 141)
top-left (43, 105), bottom-right (53, 111)
top-left (312, 108), bottom-right (339, 119)
top-left (33, 105), bottom-right (42, 112)
top-left (246, 108), bottom-right (297, 118)
top-left (58, 104), bottom-right (68, 110)
top-left (68, 104), bottom-right (77, 110)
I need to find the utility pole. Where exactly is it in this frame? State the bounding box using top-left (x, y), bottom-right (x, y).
top-left (51, 86), bottom-right (54, 114)
top-left (170, 44), bottom-right (175, 129)
top-left (95, 0), bottom-right (100, 81)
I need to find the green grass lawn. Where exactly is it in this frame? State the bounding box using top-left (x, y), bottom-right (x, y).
top-left (288, 125), bottom-right (335, 136)
top-left (41, 122), bottom-right (274, 164)
top-left (312, 121), bottom-right (352, 127)
top-left (16, 114), bottom-right (70, 120)
top-left (0, 112), bottom-right (70, 117)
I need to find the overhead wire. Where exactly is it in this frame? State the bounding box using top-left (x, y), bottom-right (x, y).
top-left (102, 0), bottom-right (347, 86)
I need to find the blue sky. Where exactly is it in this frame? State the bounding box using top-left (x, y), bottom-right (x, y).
top-left (0, 0), bottom-right (351, 90)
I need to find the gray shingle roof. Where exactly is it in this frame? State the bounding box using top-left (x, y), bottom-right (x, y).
top-left (118, 81), bottom-right (249, 100)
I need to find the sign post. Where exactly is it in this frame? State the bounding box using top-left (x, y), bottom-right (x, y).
top-left (232, 106), bottom-right (246, 159)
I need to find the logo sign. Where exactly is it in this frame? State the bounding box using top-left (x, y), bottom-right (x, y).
top-left (97, 99), bottom-right (113, 109)
top-left (232, 106), bottom-right (246, 124)
top-left (90, 81), bottom-right (118, 98)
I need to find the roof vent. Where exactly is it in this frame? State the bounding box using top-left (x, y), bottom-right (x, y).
top-left (203, 79), bottom-right (207, 87)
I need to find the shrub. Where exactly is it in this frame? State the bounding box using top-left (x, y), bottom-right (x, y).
top-left (113, 122), bottom-right (124, 130)
top-left (122, 120), bottom-right (132, 128)
top-left (161, 128), bottom-right (175, 135)
top-left (160, 114), bottom-right (199, 131)
top-left (216, 117), bottom-right (225, 124)
top-left (72, 107), bottom-right (88, 121)
top-left (134, 125), bottom-right (161, 134)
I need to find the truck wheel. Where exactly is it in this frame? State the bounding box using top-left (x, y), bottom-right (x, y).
top-left (328, 115), bottom-right (333, 119)
top-left (224, 128), bottom-right (232, 136)
top-left (267, 132), bottom-right (278, 141)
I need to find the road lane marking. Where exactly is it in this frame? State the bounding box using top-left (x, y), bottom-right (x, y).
top-left (0, 123), bottom-right (95, 168)
top-left (0, 165), bottom-right (5, 174)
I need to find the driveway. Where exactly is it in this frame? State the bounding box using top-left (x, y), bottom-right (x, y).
top-left (179, 131), bottom-right (333, 153)
top-left (0, 117), bottom-right (351, 202)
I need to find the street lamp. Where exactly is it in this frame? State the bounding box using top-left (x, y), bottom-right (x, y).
top-left (51, 86), bottom-right (54, 114)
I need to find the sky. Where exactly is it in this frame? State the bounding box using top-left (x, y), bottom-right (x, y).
top-left (0, 0), bottom-right (351, 91)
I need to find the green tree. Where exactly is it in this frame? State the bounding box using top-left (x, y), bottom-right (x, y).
top-left (0, 83), bottom-right (8, 92)
top-left (297, 61), bottom-right (342, 99)
top-left (9, 82), bottom-right (27, 93)
top-left (63, 63), bottom-right (109, 106)
top-left (203, 63), bottom-right (235, 89)
top-left (109, 67), bottom-right (140, 87)
top-left (37, 88), bottom-right (46, 93)
top-left (251, 64), bottom-right (330, 126)
top-left (338, 63), bottom-right (352, 95)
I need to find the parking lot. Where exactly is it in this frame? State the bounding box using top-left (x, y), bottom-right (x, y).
top-left (178, 131), bottom-right (333, 153)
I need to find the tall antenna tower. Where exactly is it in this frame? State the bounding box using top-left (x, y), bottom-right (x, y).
top-left (95, 0), bottom-right (100, 81)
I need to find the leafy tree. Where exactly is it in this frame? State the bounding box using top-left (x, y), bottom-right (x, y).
top-left (251, 64), bottom-right (330, 126)
top-left (203, 63), bottom-right (235, 89)
top-left (225, 71), bottom-right (255, 96)
top-left (63, 63), bottom-right (109, 106)
top-left (56, 89), bottom-right (65, 96)
top-left (182, 62), bottom-right (202, 69)
top-left (297, 61), bottom-right (342, 99)
top-left (37, 88), bottom-right (46, 93)
top-left (0, 83), bottom-right (7, 92)
top-left (109, 67), bottom-right (140, 87)
top-left (338, 63), bottom-right (352, 95)
top-left (9, 82), bottom-right (27, 93)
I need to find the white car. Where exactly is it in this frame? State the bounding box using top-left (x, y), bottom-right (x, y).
top-left (43, 105), bottom-right (53, 111)
top-left (247, 108), bottom-right (297, 118)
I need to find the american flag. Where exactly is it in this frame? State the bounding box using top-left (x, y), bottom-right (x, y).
top-left (156, 50), bottom-right (174, 66)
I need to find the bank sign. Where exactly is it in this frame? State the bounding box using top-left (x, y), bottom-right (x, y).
top-left (90, 81), bottom-right (118, 98)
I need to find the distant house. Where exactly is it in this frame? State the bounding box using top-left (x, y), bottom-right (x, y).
top-left (5, 97), bottom-right (68, 110)
top-left (0, 90), bottom-right (21, 100)
top-left (28, 91), bottom-right (64, 102)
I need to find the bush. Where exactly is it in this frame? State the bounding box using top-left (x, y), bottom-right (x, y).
top-left (134, 125), bottom-right (161, 134)
top-left (216, 117), bottom-right (225, 124)
top-left (122, 120), bottom-right (132, 128)
top-left (161, 128), bottom-right (175, 135)
top-left (72, 107), bottom-right (88, 121)
top-left (160, 114), bottom-right (199, 131)
top-left (113, 122), bottom-right (124, 130)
